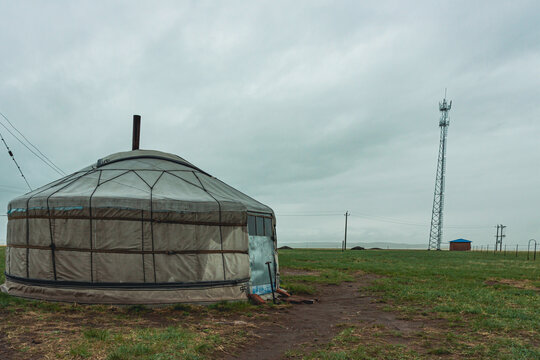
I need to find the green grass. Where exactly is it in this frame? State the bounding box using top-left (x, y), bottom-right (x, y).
top-left (281, 282), bottom-right (316, 295)
top-left (279, 249), bottom-right (540, 331)
top-left (0, 246), bottom-right (4, 283)
top-left (70, 325), bottom-right (223, 359)
top-left (83, 328), bottom-right (110, 341)
top-left (279, 249), bottom-right (540, 359)
top-left (284, 269), bottom-right (354, 285)
top-left (2, 246), bottom-right (539, 359)
top-left (295, 327), bottom-right (421, 360)
top-left (0, 247), bottom-right (242, 359)
top-left (207, 300), bottom-right (254, 312)
top-left (69, 343), bottom-right (92, 358)
top-left (280, 267), bottom-right (354, 296)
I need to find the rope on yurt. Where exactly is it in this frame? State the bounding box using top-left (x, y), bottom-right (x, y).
top-left (7, 203), bottom-right (12, 275)
top-left (45, 169), bottom-right (96, 281)
top-left (93, 168), bottom-right (153, 282)
top-left (25, 195), bottom-right (30, 278)
top-left (149, 172), bottom-right (165, 283)
top-left (0, 127), bottom-right (32, 191)
top-left (88, 170), bottom-right (103, 283)
top-left (23, 174), bottom-right (69, 278)
top-left (9, 169), bottom-right (95, 281)
top-left (163, 170), bottom-right (206, 191)
top-left (8, 244), bottom-right (247, 255)
top-left (132, 170), bottom-right (157, 284)
top-left (0, 111), bottom-right (66, 176)
top-left (10, 213), bottom-right (245, 226)
top-left (161, 169), bottom-right (232, 279)
top-left (192, 172), bottom-right (227, 281)
top-left (141, 209), bottom-right (146, 283)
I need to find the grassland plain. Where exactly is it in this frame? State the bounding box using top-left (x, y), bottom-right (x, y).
top-left (0, 246), bottom-right (259, 359)
top-left (279, 249), bottom-right (540, 359)
top-left (1, 246), bottom-right (539, 359)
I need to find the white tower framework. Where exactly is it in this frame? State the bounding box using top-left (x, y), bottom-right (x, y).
top-left (428, 95), bottom-right (452, 250)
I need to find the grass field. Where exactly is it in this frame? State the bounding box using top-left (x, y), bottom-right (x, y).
top-left (0, 246), bottom-right (254, 359)
top-left (279, 249), bottom-right (540, 359)
top-left (1, 246), bottom-right (539, 359)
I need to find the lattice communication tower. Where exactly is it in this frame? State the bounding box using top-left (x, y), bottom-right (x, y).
top-left (428, 95), bottom-right (452, 250)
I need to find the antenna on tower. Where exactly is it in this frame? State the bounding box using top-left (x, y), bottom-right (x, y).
top-left (428, 91), bottom-right (452, 250)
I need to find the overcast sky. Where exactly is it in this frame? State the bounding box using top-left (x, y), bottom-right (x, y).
top-left (0, 1), bottom-right (539, 247)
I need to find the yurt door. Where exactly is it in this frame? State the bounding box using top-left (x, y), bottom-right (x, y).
top-left (247, 214), bottom-right (276, 295)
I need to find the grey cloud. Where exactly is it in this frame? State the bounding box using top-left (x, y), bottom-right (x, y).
top-left (0, 0), bottom-right (539, 246)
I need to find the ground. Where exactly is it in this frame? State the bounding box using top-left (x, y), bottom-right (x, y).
top-left (0, 247), bottom-right (539, 359)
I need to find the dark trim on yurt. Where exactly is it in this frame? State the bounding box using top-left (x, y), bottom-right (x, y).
top-left (8, 214), bottom-right (245, 227)
top-left (6, 244), bottom-right (248, 255)
top-left (247, 211), bottom-right (273, 219)
top-left (5, 273), bottom-right (249, 289)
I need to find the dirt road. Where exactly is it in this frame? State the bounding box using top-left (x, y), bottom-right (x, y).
top-left (225, 272), bottom-right (429, 360)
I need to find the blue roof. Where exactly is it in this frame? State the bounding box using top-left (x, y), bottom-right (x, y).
top-left (450, 238), bottom-right (471, 243)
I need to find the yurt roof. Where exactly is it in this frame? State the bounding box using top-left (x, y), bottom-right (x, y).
top-left (93, 149), bottom-right (207, 174)
top-left (8, 149), bottom-right (272, 215)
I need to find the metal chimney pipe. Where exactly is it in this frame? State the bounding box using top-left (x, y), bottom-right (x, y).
top-left (132, 115), bottom-right (141, 150)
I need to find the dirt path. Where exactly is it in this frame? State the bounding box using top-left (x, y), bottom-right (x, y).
top-left (225, 273), bottom-right (427, 360)
top-left (0, 271), bottom-right (436, 360)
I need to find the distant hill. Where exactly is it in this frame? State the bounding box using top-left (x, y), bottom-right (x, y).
top-left (278, 241), bottom-right (434, 250)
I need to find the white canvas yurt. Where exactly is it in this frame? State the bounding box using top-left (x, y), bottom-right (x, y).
top-left (1, 119), bottom-right (278, 304)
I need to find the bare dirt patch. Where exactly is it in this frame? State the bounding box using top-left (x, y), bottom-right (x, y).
top-left (0, 270), bottom-right (468, 360)
top-left (485, 278), bottom-right (540, 291)
top-left (222, 271), bottom-right (441, 360)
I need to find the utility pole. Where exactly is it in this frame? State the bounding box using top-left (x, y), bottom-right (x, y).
top-left (343, 211), bottom-right (349, 251)
top-left (494, 224), bottom-right (506, 252)
top-left (495, 225), bottom-right (500, 253)
top-left (428, 92), bottom-right (452, 250)
top-left (500, 225), bottom-right (506, 251)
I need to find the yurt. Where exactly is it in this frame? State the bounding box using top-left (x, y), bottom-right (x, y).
top-left (1, 121), bottom-right (278, 304)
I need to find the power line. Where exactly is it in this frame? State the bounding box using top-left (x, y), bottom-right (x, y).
top-left (349, 214), bottom-right (427, 227)
top-left (0, 120), bottom-right (64, 176)
top-left (278, 213), bottom-right (343, 217)
top-left (0, 112), bottom-right (66, 176)
top-left (278, 210), bottom-right (491, 229)
top-left (349, 213), bottom-right (490, 229)
top-left (0, 110), bottom-right (66, 175)
top-left (0, 128), bottom-right (32, 191)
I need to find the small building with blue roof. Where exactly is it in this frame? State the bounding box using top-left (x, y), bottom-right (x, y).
top-left (449, 238), bottom-right (472, 251)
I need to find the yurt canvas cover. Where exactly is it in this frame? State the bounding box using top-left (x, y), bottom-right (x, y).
top-left (1, 150), bottom-right (278, 304)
